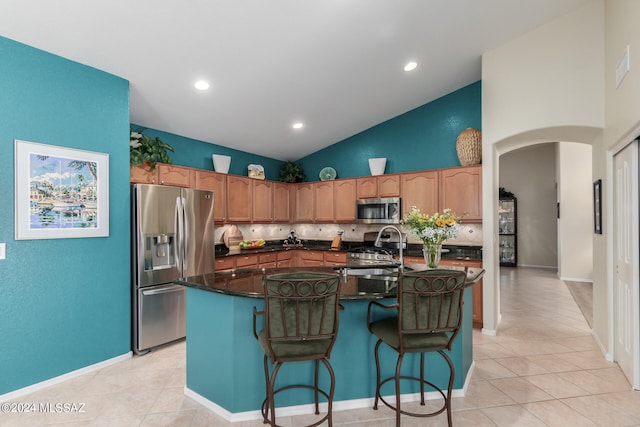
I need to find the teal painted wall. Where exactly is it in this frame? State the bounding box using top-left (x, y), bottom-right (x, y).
top-left (298, 81), bottom-right (481, 181)
top-left (0, 37), bottom-right (131, 395)
top-left (132, 127), bottom-right (285, 181)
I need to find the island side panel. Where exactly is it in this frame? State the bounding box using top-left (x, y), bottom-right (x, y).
top-left (185, 287), bottom-right (474, 415)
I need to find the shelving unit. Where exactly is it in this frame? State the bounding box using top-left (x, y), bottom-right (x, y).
top-left (499, 197), bottom-right (517, 266)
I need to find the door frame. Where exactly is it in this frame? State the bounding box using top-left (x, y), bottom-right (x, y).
top-left (609, 136), bottom-right (640, 390)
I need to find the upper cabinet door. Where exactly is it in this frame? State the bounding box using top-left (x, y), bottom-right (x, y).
top-left (226, 175), bottom-right (252, 222)
top-left (439, 165), bottom-right (482, 222)
top-left (356, 177), bottom-right (377, 198)
top-left (252, 179), bottom-right (273, 223)
top-left (356, 175), bottom-right (400, 198)
top-left (293, 183), bottom-right (314, 223)
top-left (273, 182), bottom-right (291, 223)
top-left (195, 170), bottom-right (226, 223)
top-left (401, 171), bottom-right (438, 217)
top-left (334, 179), bottom-right (356, 222)
top-left (157, 164), bottom-right (195, 188)
top-left (130, 164), bottom-right (158, 184)
top-left (377, 174), bottom-right (400, 198)
top-left (314, 181), bottom-right (334, 222)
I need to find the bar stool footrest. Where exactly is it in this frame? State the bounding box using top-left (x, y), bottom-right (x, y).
top-left (375, 375), bottom-right (448, 418)
top-left (261, 384), bottom-right (331, 427)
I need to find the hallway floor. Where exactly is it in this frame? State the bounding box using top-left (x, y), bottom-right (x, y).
top-left (2, 267), bottom-right (639, 426)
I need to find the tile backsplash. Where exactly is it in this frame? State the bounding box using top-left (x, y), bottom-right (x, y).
top-left (215, 223), bottom-right (482, 246)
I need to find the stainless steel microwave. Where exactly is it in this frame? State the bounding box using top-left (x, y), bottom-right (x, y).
top-left (356, 197), bottom-right (401, 224)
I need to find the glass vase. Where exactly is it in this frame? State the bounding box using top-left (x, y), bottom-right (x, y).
top-left (423, 243), bottom-right (442, 269)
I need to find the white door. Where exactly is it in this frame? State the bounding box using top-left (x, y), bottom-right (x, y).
top-left (614, 141), bottom-right (639, 389)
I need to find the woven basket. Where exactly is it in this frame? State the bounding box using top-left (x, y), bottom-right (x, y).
top-left (456, 128), bottom-right (482, 166)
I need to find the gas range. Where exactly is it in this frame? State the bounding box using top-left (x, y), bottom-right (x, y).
top-left (346, 246), bottom-right (398, 267)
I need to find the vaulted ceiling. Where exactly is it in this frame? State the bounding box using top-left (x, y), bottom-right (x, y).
top-left (1, 0), bottom-right (590, 160)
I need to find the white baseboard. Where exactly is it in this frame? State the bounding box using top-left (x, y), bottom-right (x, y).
top-left (482, 313), bottom-right (501, 336)
top-left (559, 276), bottom-right (593, 283)
top-left (185, 379), bottom-right (468, 423)
top-left (518, 264), bottom-right (557, 270)
top-left (591, 330), bottom-right (613, 362)
top-left (0, 352), bottom-right (132, 403)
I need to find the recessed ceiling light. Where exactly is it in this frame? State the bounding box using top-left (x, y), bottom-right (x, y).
top-left (292, 122), bottom-right (304, 130)
top-left (194, 80), bottom-right (210, 90)
top-left (404, 62), bottom-right (418, 72)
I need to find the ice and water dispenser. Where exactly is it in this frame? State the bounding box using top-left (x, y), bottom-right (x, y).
top-left (143, 233), bottom-right (176, 270)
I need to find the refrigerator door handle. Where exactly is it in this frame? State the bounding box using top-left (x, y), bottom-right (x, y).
top-left (175, 196), bottom-right (184, 274)
top-left (183, 196), bottom-right (190, 273)
top-left (141, 284), bottom-right (184, 296)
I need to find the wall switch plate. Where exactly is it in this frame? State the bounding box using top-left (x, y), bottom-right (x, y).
top-left (0, 243), bottom-right (5, 260)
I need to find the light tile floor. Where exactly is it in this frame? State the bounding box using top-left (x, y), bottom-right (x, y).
top-left (2, 267), bottom-right (640, 426)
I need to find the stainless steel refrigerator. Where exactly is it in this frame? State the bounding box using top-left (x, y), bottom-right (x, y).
top-left (131, 183), bottom-right (215, 354)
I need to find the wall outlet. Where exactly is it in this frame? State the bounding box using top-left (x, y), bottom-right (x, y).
top-left (0, 243), bottom-right (5, 260)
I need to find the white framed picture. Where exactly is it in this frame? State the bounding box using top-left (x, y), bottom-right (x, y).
top-left (14, 140), bottom-right (109, 240)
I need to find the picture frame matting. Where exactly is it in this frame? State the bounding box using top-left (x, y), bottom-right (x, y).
top-left (14, 139), bottom-right (109, 240)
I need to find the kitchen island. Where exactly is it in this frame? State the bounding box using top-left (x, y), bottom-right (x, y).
top-left (175, 265), bottom-right (483, 422)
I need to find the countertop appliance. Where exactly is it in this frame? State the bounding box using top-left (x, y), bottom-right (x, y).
top-left (356, 197), bottom-right (401, 224)
top-left (132, 184), bottom-right (215, 354)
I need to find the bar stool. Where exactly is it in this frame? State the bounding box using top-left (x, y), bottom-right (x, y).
top-left (253, 272), bottom-right (341, 427)
top-left (367, 268), bottom-right (467, 426)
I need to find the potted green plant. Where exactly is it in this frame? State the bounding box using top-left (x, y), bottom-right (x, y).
top-left (279, 161), bottom-right (306, 183)
top-left (130, 128), bottom-right (174, 170)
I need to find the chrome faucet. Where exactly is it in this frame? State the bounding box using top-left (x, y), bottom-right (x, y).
top-left (374, 225), bottom-right (405, 270)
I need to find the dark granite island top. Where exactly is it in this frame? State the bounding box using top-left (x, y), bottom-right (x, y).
top-left (174, 264), bottom-right (484, 300)
top-left (176, 264), bottom-right (483, 422)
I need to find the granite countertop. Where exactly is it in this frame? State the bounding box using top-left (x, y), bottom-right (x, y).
top-left (215, 240), bottom-right (482, 261)
top-left (215, 240), bottom-right (358, 257)
top-left (174, 264), bottom-right (484, 300)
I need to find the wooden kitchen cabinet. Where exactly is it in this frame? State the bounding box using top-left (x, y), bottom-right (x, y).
top-left (130, 164), bottom-right (157, 184)
top-left (157, 164), bottom-right (195, 188)
top-left (258, 252), bottom-right (277, 268)
top-left (293, 183), bottom-right (314, 223)
top-left (440, 258), bottom-right (483, 329)
top-left (356, 175), bottom-right (400, 199)
top-left (226, 175), bottom-right (252, 222)
top-left (195, 170), bottom-right (226, 222)
top-left (404, 255), bottom-right (425, 265)
top-left (378, 174), bottom-right (401, 197)
top-left (214, 256), bottom-right (235, 271)
top-left (298, 250), bottom-right (324, 266)
top-left (439, 165), bottom-right (482, 222)
top-left (132, 163), bottom-right (480, 226)
top-left (324, 251), bottom-right (347, 266)
top-left (333, 179), bottom-right (356, 222)
top-left (314, 181), bottom-right (334, 222)
top-left (236, 253), bottom-right (259, 268)
top-left (276, 250), bottom-right (293, 267)
top-left (356, 177), bottom-right (378, 198)
top-left (273, 182), bottom-right (291, 223)
top-left (252, 179), bottom-right (273, 223)
top-left (401, 170), bottom-right (438, 217)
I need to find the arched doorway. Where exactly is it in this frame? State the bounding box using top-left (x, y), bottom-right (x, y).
top-left (481, 126), bottom-right (600, 336)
